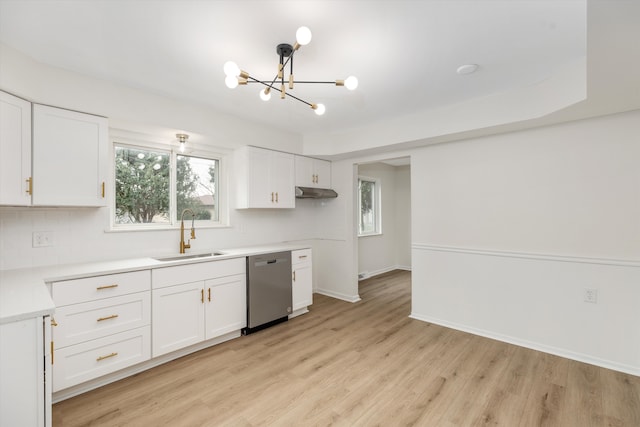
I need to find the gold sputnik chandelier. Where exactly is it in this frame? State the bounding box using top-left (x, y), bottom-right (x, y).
top-left (223, 26), bottom-right (358, 116)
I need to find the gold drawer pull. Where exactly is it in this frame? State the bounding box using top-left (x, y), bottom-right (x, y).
top-left (293, 271), bottom-right (296, 281)
top-left (96, 352), bottom-right (118, 362)
top-left (97, 284), bottom-right (118, 290)
top-left (97, 314), bottom-right (119, 322)
top-left (208, 288), bottom-right (211, 302)
top-left (298, 255), bottom-right (308, 259)
top-left (201, 289), bottom-right (204, 303)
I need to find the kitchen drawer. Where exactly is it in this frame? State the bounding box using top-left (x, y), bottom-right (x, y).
top-left (53, 292), bottom-right (150, 349)
top-left (51, 270), bottom-right (151, 306)
top-left (152, 257), bottom-right (245, 289)
top-left (52, 326), bottom-right (150, 392)
top-left (291, 249), bottom-right (312, 266)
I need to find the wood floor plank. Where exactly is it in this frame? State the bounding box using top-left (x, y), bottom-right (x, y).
top-left (52, 270), bottom-right (640, 426)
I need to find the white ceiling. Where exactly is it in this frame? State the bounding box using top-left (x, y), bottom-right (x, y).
top-left (0, 0), bottom-right (592, 142)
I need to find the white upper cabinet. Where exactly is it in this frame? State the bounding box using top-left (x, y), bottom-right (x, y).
top-left (32, 104), bottom-right (108, 206)
top-left (295, 155), bottom-right (331, 188)
top-left (235, 146), bottom-right (295, 209)
top-left (0, 91), bottom-right (32, 206)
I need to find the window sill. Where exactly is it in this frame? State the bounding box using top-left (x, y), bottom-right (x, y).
top-left (358, 232), bottom-right (382, 238)
top-left (106, 223), bottom-right (232, 233)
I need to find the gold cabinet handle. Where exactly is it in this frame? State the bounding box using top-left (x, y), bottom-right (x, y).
top-left (25, 177), bottom-right (33, 195)
top-left (201, 289), bottom-right (204, 303)
top-left (293, 271), bottom-right (296, 282)
top-left (276, 192), bottom-right (279, 203)
top-left (96, 284), bottom-right (118, 290)
top-left (97, 314), bottom-right (119, 322)
top-left (51, 318), bottom-right (58, 327)
top-left (208, 288), bottom-right (211, 302)
top-left (271, 192), bottom-right (274, 202)
top-left (96, 352), bottom-right (118, 362)
top-left (101, 181), bottom-right (105, 198)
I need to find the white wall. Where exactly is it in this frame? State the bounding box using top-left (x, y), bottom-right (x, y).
top-left (318, 109), bottom-right (640, 375)
top-left (410, 110), bottom-right (640, 375)
top-left (357, 163), bottom-right (411, 278)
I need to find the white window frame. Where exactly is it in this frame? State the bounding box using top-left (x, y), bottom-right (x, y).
top-left (110, 138), bottom-right (228, 231)
top-left (358, 175), bottom-right (382, 237)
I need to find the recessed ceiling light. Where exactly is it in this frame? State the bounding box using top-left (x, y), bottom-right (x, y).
top-left (456, 64), bottom-right (479, 75)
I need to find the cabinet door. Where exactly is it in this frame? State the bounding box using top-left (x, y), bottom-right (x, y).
top-left (246, 147), bottom-right (272, 208)
top-left (0, 317), bottom-right (45, 427)
top-left (271, 150), bottom-right (295, 208)
top-left (313, 159), bottom-right (331, 188)
top-left (294, 155), bottom-right (315, 188)
top-left (32, 104), bottom-right (108, 206)
top-left (292, 262), bottom-right (313, 311)
top-left (0, 91), bottom-right (32, 206)
top-left (204, 274), bottom-right (246, 340)
top-left (152, 281), bottom-right (205, 357)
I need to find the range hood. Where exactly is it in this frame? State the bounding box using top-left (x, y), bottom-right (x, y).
top-left (295, 186), bottom-right (338, 199)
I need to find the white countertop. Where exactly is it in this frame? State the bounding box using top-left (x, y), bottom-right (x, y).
top-left (0, 243), bottom-right (309, 325)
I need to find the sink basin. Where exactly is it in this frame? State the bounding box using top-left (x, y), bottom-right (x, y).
top-left (153, 252), bottom-right (226, 262)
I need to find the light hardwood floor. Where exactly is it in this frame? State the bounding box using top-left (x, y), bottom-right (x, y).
top-left (53, 270), bottom-right (640, 426)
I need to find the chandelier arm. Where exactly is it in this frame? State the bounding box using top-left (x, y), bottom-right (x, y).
top-left (247, 76), bottom-right (313, 107)
top-left (283, 91), bottom-right (313, 107)
top-left (246, 81), bottom-right (338, 84)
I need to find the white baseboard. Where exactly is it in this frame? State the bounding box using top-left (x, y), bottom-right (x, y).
top-left (358, 264), bottom-right (412, 280)
top-left (410, 313), bottom-right (640, 377)
top-left (314, 288), bottom-right (361, 303)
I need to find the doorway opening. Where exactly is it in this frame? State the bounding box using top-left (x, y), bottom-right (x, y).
top-left (355, 157), bottom-right (411, 285)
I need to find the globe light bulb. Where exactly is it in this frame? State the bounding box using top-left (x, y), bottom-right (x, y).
top-left (225, 75), bottom-right (239, 89)
top-left (345, 76), bottom-right (358, 90)
top-left (296, 26), bottom-right (312, 46)
top-left (259, 88), bottom-right (271, 101)
top-left (223, 61), bottom-right (240, 77)
top-left (314, 103), bottom-right (326, 116)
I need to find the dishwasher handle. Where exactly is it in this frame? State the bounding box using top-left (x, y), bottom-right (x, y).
top-left (254, 257), bottom-right (288, 267)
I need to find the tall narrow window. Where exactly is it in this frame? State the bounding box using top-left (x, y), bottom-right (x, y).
top-left (358, 176), bottom-right (381, 236)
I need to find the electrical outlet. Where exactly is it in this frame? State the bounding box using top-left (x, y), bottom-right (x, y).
top-left (584, 288), bottom-right (598, 304)
top-left (32, 231), bottom-right (53, 248)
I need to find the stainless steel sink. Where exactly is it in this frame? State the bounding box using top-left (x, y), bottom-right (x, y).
top-left (153, 252), bottom-right (226, 262)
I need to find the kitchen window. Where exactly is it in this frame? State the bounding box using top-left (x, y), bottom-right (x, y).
top-left (113, 143), bottom-right (222, 229)
top-left (358, 176), bottom-right (381, 236)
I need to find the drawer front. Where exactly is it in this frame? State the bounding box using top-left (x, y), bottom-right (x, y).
top-left (53, 292), bottom-right (150, 349)
top-left (52, 270), bottom-right (151, 306)
top-left (52, 326), bottom-right (150, 392)
top-left (152, 257), bottom-right (246, 289)
top-left (291, 249), bottom-right (312, 266)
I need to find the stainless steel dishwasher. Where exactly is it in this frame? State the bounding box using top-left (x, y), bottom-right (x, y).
top-left (242, 251), bottom-right (292, 335)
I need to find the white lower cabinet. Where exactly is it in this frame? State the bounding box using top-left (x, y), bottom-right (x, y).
top-left (291, 249), bottom-right (313, 315)
top-left (0, 316), bottom-right (51, 427)
top-left (152, 258), bottom-right (246, 357)
top-left (50, 270), bottom-right (151, 392)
